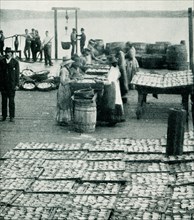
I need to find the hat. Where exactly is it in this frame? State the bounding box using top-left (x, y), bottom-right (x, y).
top-left (61, 56), bottom-right (74, 66)
top-left (85, 48), bottom-right (91, 52)
top-left (110, 56), bottom-right (118, 64)
top-left (5, 47), bottom-right (12, 53)
top-left (0, 30), bottom-right (3, 34)
top-left (89, 39), bottom-right (95, 45)
top-left (81, 28), bottom-right (84, 31)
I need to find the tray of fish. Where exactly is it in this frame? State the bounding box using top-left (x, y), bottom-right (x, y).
top-left (109, 209), bottom-right (162, 220)
top-left (169, 162), bottom-right (194, 173)
top-left (81, 171), bottom-right (127, 183)
top-left (14, 142), bottom-right (54, 150)
top-left (163, 213), bottom-right (194, 220)
top-left (41, 159), bottom-right (87, 170)
top-left (126, 173), bottom-right (176, 186)
top-left (86, 161), bottom-right (125, 171)
top-left (184, 131), bottom-right (194, 140)
top-left (114, 197), bottom-right (169, 213)
top-left (70, 182), bottom-right (121, 195)
top-left (51, 206), bottom-right (111, 220)
top-left (0, 178), bottom-right (35, 191)
top-left (0, 205), bottom-right (6, 217)
top-left (83, 138), bottom-right (131, 152)
top-left (0, 159), bottom-right (44, 179)
top-left (174, 172), bottom-right (194, 186)
top-left (0, 167), bottom-right (44, 179)
top-left (165, 198), bottom-right (194, 214)
top-left (119, 182), bottom-right (172, 198)
top-left (21, 69), bottom-right (35, 77)
top-left (84, 152), bottom-right (125, 161)
top-left (66, 195), bottom-right (117, 209)
top-left (0, 190), bottom-right (22, 205)
top-left (46, 150), bottom-right (87, 160)
top-left (132, 70), bottom-right (193, 88)
top-left (125, 143), bottom-right (165, 154)
top-left (0, 158), bottom-right (45, 169)
top-left (86, 64), bottom-right (110, 70)
top-left (130, 138), bottom-right (165, 146)
top-left (163, 154), bottom-right (194, 163)
top-left (2, 150), bottom-right (50, 159)
top-left (0, 206), bottom-right (53, 220)
top-left (26, 180), bottom-right (75, 194)
top-left (12, 193), bottom-right (69, 208)
top-left (51, 143), bottom-right (83, 151)
top-left (125, 162), bottom-right (170, 173)
top-left (172, 185), bottom-right (194, 199)
top-left (38, 168), bottom-right (84, 180)
top-left (123, 153), bottom-right (164, 162)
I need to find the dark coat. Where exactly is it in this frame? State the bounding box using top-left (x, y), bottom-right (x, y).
top-left (0, 57), bottom-right (20, 91)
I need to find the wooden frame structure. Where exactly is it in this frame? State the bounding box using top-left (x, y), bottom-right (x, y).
top-left (52, 7), bottom-right (80, 59)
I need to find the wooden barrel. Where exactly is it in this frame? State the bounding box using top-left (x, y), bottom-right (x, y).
top-left (132, 42), bottom-right (147, 55)
top-left (105, 42), bottom-right (126, 55)
top-left (146, 43), bottom-right (169, 54)
top-left (94, 39), bottom-right (105, 55)
top-left (166, 108), bottom-right (186, 156)
top-left (141, 54), bottom-right (166, 69)
top-left (166, 44), bottom-right (188, 70)
top-left (73, 99), bottom-right (97, 133)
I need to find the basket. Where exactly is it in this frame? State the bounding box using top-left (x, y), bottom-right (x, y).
top-left (61, 42), bottom-right (71, 50)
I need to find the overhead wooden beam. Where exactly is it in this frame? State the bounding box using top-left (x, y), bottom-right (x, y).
top-left (52, 7), bottom-right (80, 11)
top-left (188, 8), bottom-right (194, 73)
top-left (54, 9), bottom-right (58, 59)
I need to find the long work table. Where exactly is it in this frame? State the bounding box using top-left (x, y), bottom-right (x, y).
top-left (131, 69), bottom-right (194, 124)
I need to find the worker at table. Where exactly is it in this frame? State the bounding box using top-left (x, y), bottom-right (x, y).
top-left (56, 56), bottom-right (74, 126)
top-left (100, 56), bottom-right (125, 126)
top-left (125, 41), bottom-right (139, 90)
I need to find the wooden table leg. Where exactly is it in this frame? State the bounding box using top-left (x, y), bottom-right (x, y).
top-left (136, 91), bottom-right (146, 119)
top-left (181, 94), bottom-right (189, 130)
top-left (190, 94), bottom-right (194, 128)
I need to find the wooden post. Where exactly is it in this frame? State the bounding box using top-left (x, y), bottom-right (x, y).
top-left (188, 8), bottom-right (193, 72)
top-left (54, 9), bottom-right (58, 60)
top-left (75, 9), bottom-right (78, 54)
top-left (166, 108), bottom-right (186, 156)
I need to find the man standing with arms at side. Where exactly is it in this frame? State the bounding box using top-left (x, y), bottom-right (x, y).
top-left (0, 47), bottom-right (20, 122)
top-left (42, 30), bottom-right (53, 66)
top-left (70, 28), bottom-right (77, 57)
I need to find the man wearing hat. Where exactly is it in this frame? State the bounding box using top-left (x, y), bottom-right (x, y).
top-left (0, 47), bottom-right (20, 122)
top-left (77, 28), bottom-right (86, 54)
top-left (56, 56), bottom-right (74, 125)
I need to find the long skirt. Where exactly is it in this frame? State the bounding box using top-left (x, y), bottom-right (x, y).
top-left (99, 83), bottom-right (124, 124)
top-left (56, 83), bottom-right (72, 125)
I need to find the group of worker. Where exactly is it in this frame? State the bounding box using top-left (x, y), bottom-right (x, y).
top-left (56, 41), bottom-right (140, 127)
top-left (0, 24), bottom-right (139, 127)
top-left (23, 28), bottom-right (53, 66)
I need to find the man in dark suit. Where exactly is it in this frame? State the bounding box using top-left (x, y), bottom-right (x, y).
top-left (0, 47), bottom-right (20, 122)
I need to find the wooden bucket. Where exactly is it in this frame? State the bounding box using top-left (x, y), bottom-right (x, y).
top-left (166, 44), bottom-right (188, 70)
top-left (73, 99), bottom-right (97, 133)
top-left (61, 42), bottom-right (71, 50)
